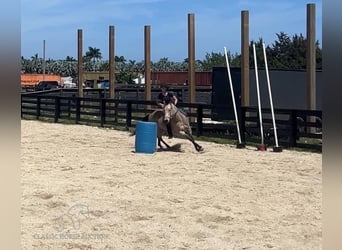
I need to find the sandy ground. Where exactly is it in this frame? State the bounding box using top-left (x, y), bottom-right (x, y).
top-left (21, 120), bottom-right (322, 250)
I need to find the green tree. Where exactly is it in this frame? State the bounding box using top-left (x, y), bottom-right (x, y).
top-left (200, 52), bottom-right (225, 71)
top-left (199, 51), bottom-right (240, 71)
top-left (152, 57), bottom-right (173, 71)
top-left (84, 47), bottom-right (102, 71)
top-left (65, 56), bottom-right (76, 61)
top-left (266, 32), bottom-right (322, 70)
top-left (248, 38), bottom-right (269, 69)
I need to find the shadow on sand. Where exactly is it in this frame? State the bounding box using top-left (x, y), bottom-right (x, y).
top-left (157, 143), bottom-right (183, 153)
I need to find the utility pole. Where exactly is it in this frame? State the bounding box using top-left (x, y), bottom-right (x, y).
top-left (42, 40), bottom-right (46, 81)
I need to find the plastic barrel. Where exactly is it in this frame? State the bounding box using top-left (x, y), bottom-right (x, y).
top-left (135, 121), bottom-right (157, 154)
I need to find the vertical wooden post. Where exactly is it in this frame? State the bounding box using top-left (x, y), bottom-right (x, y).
top-left (196, 104), bottom-right (203, 137)
top-left (240, 106), bottom-right (246, 143)
top-left (36, 96), bottom-right (41, 119)
top-left (144, 25), bottom-right (152, 111)
top-left (42, 40), bottom-right (46, 82)
top-left (75, 98), bottom-right (81, 124)
top-left (307, 3), bottom-right (316, 133)
top-left (241, 10), bottom-right (250, 107)
top-left (290, 110), bottom-right (298, 147)
top-left (188, 13), bottom-right (196, 122)
top-left (77, 29), bottom-right (83, 98)
top-left (109, 25), bottom-right (116, 99)
top-left (100, 99), bottom-right (106, 127)
top-left (54, 96), bottom-right (60, 123)
top-left (126, 101), bottom-right (132, 127)
top-left (20, 95), bottom-right (23, 118)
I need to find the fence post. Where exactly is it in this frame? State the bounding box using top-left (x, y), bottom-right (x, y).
top-left (100, 99), bottom-right (106, 127)
top-left (75, 97), bottom-right (80, 124)
top-left (126, 101), bottom-right (132, 127)
top-left (196, 104), bottom-right (203, 137)
top-left (36, 96), bottom-right (41, 120)
top-left (114, 101), bottom-right (118, 123)
top-left (289, 110), bottom-right (297, 147)
top-left (68, 99), bottom-right (71, 117)
top-left (136, 88), bottom-right (139, 110)
top-left (21, 95), bottom-right (23, 118)
top-left (177, 89), bottom-right (183, 103)
top-left (54, 96), bottom-right (60, 123)
top-left (240, 106), bottom-right (246, 143)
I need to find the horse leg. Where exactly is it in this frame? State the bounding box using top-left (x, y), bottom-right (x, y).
top-left (157, 136), bottom-right (171, 150)
top-left (158, 137), bottom-right (163, 149)
top-left (160, 137), bottom-right (171, 148)
top-left (191, 138), bottom-right (203, 152)
top-left (182, 132), bottom-right (203, 152)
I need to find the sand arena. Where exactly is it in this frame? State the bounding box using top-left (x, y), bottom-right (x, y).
top-left (21, 120), bottom-right (322, 249)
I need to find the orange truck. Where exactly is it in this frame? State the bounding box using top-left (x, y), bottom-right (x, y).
top-left (21, 74), bottom-right (61, 87)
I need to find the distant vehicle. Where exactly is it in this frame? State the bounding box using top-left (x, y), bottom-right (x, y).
top-left (100, 81), bottom-right (109, 89)
top-left (35, 81), bottom-right (59, 91)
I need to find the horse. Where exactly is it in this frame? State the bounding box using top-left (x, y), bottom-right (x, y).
top-left (142, 103), bottom-right (203, 152)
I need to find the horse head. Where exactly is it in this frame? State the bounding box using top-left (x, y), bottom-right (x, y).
top-left (162, 103), bottom-right (175, 122)
top-left (170, 103), bottom-right (179, 117)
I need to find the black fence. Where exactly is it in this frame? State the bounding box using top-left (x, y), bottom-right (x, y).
top-left (21, 93), bottom-right (322, 151)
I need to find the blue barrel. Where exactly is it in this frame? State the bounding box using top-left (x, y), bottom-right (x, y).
top-left (135, 121), bottom-right (157, 154)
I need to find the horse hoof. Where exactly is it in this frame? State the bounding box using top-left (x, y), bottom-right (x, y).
top-left (197, 146), bottom-right (203, 152)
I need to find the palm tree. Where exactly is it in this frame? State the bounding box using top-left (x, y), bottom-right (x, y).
top-left (115, 55), bottom-right (126, 72)
top-left (65, 56), bottom-right (76, 61)
top-left (30, 53), bottom-right (42, 73)
top-left (85, 47), bottom-right (102, 71)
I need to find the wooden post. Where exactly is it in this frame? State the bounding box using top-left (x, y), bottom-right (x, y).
top-left (36, 96), bottom-right (41, 119)
top-left (126, 101), bottom-right (132, 127)
top-left (42, 40), bottom-right (46, 82)
top-left (54, 96), bottom-right (60, 123)
top-left (188, 13), bottom-right (196, 122)
top-left (241, 10), bottom-right (250, 107)
top-left (290, 110), bottom-right (298, 147)
top-left (307, 3), bottom-right (316, 133)
top-left (75, 98), bottom-right (81, 124)
top-left (77, 29), bottom-right (83, 98)
top-left (109, 25), bottom-right (116, 99)
top-left (196, 104), bottom-right (203, 137)
top-left (100, 99), bottom-right (106, 127)
top-left (240, 106), bottom-right (246, 143)
top-left (144, 25), bottom-right (152, 111)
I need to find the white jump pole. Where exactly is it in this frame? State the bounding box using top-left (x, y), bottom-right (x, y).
top-left (252, 43), bottom-right (266, 151)
top-left (224, 47), bottom-right (245, 148)
top-left (262, 43), bottom-right (282, 152)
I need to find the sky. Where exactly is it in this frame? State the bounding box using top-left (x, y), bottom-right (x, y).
top-left (21, 0), bottom-right (322, 62)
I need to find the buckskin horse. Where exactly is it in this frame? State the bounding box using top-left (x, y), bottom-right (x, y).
top-left (142, 103), bottom-right (203, 152)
